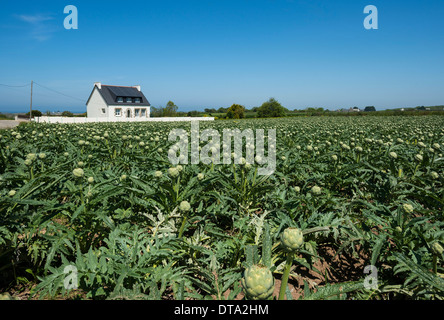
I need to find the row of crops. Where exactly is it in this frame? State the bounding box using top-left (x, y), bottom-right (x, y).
top-left (0, 116), bottom-right (443, 300)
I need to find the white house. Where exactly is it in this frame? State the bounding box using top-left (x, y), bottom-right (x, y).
top-left (33, 82), bottom-right (215, 123)
top-left (86, 82), bottom-right (151, 120)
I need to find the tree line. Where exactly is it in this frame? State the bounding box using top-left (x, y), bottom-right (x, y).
top-left (151, 98), bottom-right (288, 119)
top-left (21, 100), bottom-right (444, 120)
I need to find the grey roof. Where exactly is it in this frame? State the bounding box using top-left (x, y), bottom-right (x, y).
top-left (86, 85), bottom-right (151, 107)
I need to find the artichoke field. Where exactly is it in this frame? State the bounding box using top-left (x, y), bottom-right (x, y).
top-left (0, 115), bottom-right (443, 300)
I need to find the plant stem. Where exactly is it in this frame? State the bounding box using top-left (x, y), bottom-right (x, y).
top-left (175, 175), bottom-right (180, 201)
top-left (233, 163), bottom-right (238, 184)
top-left (413, 163), bottom-right (419, 176)
top-left (80, 183), bottom-right (84, 206)
top-left (178, 214), bottom-right (188, 238)
top-left (252, 166), bottom-right (258, 186)
top-left (278, 253), bottom-right (294, 300)
top-left (242, 168), bottom-right (247, 196)
top-left (433, 255), bottom-right (437, 274)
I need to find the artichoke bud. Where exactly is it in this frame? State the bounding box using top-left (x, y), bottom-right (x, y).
top-left (0, 293), bottom-right (18, 300)
top-left (72, 168), bottom-right (84, 178)
top-left (241, 264), bottom-right (275, 300)
top-left (179, 200), bottom-right (191, 212)
top-left (311, 186), bottom-right (322, 195)
top-left (402, 203), bottom-right (414, 214)
top-left (431, 242), bottom-right (443, 256)
top-left (281, 227), bottom-right (304, 253)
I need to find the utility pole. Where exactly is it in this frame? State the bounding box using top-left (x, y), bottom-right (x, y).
top-left (29, 80), bottom-right (33, 121)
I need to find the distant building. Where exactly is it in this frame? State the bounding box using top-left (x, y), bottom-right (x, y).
top-left (86, 82), bottom-right (151, 120)
top-left (14, 113), bottom-right (30, 121)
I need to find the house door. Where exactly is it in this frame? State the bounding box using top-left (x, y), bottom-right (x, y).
top-left (126, 109), bottom-right (132, 118)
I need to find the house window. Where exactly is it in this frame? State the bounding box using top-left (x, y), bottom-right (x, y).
top-left (126, 109), bottom-right (132, 118)
top-left (117, 97), bottom-right (123, 103)
top-left (135, 109), bottom-right (140, 117)
top-left (101, 108), bottom-right (106, 114)
top-left (135, 97), bottom-right (141, 103)
top-left (115, 108), bottom-right (121, 116)
top-left (141, 109), bottom-right (146, 117)
top-left (126, 97), bottom-right (133, 103)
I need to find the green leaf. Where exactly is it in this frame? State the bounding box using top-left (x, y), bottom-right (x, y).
top-left (302, 281), bottom-right (364, 300)
top-left (371, 235), bottom-right (387, 266)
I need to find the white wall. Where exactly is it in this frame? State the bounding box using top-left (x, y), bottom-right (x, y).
top-left (34, 116), bottom-right (215, 124)
top-left (86, 87), bottom-right (108, 118)
top-left (108, 106), bottom-right (151, 120)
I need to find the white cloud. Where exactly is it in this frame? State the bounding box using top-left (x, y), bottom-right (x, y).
top-left (15, 13), bottom-right (56, 41)
top-left (17, 14), bottom-right (55, 24)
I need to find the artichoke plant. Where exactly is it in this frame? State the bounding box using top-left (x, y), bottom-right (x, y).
top-left (72, 168), bottom-right (84, 178)
top-left (168, 167), bottom-right (179, 178)
top-left (414, 154), bottom-right (423, 162)
top-left (179, 200), bottom-right (191, 212)
top-left (402, 203), bottom-right (414, 214)
top-left (431, 242), bottom-right (443, 274)
top-left (311, 186), bottom-right (322, 196)
top-left (431, 242), bottom-right (443, 256)
top-left (241, 264), bottom-right (275, 300)
top-left (154, 170), bottom-right (163, 178)
top-left (389, 151), bottom-right (397, 159)
top-left (0, 293), bottom-right (19, 300)
top-left (281, 227), bottom-right (304, 253)
top-left (278, 227), bottom-right (304, 300)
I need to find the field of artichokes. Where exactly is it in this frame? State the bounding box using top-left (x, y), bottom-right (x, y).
top-left (0, 115), bottom-right (443, 300)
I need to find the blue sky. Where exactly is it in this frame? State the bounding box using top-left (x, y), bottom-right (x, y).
top-left (0, 0), bottom-right (443, 113)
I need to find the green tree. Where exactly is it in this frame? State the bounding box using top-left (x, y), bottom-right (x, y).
top-left (150, 106), bottom-right (164, 117)
top-left (187, 110), bottom-right (200, 117)
top-left (61, 111), bottom-right (74, 117)
top-left (164, 101), bottom-right (178, 117)
top-left (26, 110), bottom-right (42, 117)
top-left (257, 98), bottom-right (287, 118)
top-left (226, 104), bottom-right (245, 119)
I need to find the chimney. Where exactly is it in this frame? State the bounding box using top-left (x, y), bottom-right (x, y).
top-left (134, 85), bottom-right (141, 91)
top-left (94, 82), bottom-right (102, 89)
